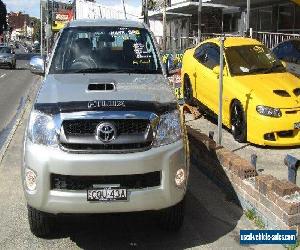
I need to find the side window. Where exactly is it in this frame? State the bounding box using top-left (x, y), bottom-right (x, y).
top-left (194, 44), bottom-right (208, 64)
top-left (205, 45), bottom-right (220, 69)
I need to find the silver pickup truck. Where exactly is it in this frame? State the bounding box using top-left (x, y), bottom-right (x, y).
top-left (25, 19), bottom-right (189, 237)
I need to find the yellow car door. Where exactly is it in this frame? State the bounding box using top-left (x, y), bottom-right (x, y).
top-left (192, 43), bottom-right (211, 106)
top-left (199, 43), bottom-right (222, 113)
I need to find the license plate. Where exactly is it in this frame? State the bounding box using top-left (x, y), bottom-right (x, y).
top-left (295, 122), bottom-right (300, 129)
top-left (87, 187), bottom-right (127, 202)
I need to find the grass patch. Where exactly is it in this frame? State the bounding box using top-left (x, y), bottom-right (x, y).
top-left (245, 208), bottom-right (265, 229)
top-left (285, 239), bottom-right (300, 250)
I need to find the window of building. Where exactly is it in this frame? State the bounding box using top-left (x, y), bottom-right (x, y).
top-left (259, 7), bottom-right (272, 31)
top-left (250, 9), bottom-right (258, 31)
top-left (278, 4), bottom-right (294, 31)
top-left (295, 5), bottom-right (300, 30)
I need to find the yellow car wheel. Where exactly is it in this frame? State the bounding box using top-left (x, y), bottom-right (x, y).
top-left (230, 100), bottom-right (247, 143)
top-left (183, 76), bottom-right (193, 105)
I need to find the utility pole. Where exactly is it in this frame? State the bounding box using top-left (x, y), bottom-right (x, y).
top-left (143, 0), bottom-right (149, 26)
top-left (198, 0), bottom-right (202, 43)
top-left (162, 0), bottom-right (167, 52)
top-left (46, 0), bottom-right (49, 55)
top-left (40, 0), bottom-right (43, 57)
top-left (121, 0), bottom-right (127, 19)
top-left (246, 0), bottom-right (250, 34)
top-left (217, 36), bottom-right (225, 145)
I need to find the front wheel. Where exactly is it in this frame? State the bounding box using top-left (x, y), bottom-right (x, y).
top-left (230, 100), bottom-right (247, 143)
top-left (158, 198), bottom-right (185, 231)
top-left (27, 205), bottom-right (56, 237)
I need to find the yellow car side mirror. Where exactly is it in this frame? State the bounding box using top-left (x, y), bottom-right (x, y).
top-left (213, 66), bottom-right (220, 76)
top-left (213, 65), bottom-right (228, 77)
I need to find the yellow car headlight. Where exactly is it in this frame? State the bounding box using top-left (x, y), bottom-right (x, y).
top-left (256, 105), bottom-right (282, 118)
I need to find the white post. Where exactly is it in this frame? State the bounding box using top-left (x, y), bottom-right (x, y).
top-left (46, 0), bottom-right (49, 56)
top-left (246, 0), bottom-right (250, 33)
top-left (218, 36), bottom-right (225, 145)
top-left (40, 0), bottom-right (43, 57)
top-left (162, 0), bottom-right (167, 52)
top-left (121, 0), bottom-right (127, 19)
top-left (198, 0), bottom-right (202, 43)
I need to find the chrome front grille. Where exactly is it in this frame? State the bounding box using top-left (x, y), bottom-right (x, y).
top-left (58, 111), bottom-right (157, 154)
top-left (63, 119), bottom-right (149, 136)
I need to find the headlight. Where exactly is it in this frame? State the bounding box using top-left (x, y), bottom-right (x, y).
top-left (27, 110), bottom-right (58, 146)
top-left (256, 105), bottom-right (282, 118)
top-left (153, 110), bottom-right (182, 147)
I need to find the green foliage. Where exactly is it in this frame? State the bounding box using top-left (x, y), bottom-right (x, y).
top-left (254, 217), bottom-right (265, 229)
top-left (245, 209), bottom-right (265, 229)
top-left (285, 239), bottom-right (300, 250)
top-left (31, 17), bottom-right (41, 42)
top-left (245, 209), bottom-right (256, 221)
top-left (0, 0), bottom-right (7, 35)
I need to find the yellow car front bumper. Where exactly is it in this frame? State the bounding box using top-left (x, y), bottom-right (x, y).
top-left (247, 108), bottom-right (300, 146)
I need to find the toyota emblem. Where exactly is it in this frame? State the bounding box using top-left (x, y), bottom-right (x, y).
top-left (96, 123), bottom-right (117, 143)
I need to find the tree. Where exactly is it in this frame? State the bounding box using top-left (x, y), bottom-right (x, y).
top-left (0, 0), bottom-right (7, 35)
top-left (31, 17), bottom-right (41, 42)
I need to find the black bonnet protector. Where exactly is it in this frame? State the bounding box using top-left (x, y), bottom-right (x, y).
top-left (34, 100), bottom-right (179, 115)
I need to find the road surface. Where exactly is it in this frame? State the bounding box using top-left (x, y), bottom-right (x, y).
top-left (0, 47), bottom-right (39, 151)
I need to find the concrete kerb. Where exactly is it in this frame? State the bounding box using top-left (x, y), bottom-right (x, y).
top-left (187, 125), bottom-right (300, 232)
top-left (0, 75), bottom-right (41, 165)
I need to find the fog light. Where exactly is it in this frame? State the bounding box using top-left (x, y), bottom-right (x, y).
top-left (175, 168), bottom-right (186, 187)
top-left (25, 168), bottom-right (37, 191)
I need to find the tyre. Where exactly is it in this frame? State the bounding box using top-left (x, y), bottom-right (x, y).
top-left (27, 205), bottom-right (56, 237)
top-left (158, 198), bottom-right (185, 231)
top-left (183, 76), bottom-right (193, 105)
top-left (230, 100), bottom-right (247, 143)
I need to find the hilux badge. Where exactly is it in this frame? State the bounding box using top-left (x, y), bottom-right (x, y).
top-left (88, 100), bottom-right (125, 109)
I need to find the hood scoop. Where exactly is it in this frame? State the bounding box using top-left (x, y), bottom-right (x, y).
top-left (87, 82), bottom-right (116, 91)
top-left (293, 88), bottom-right (300, 97)
top-left (273, 90), bottom-right (291, 97)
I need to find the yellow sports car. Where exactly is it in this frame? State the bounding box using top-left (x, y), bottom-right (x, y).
top-left (181, 37), bottom-right (300, 146)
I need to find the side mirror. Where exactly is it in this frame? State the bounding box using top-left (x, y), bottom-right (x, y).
top-left (29, 56), bottom-right (45, 75)
top-left (213, 65), bottom-right (220, 76)
top-left (213, 65), bottom-right (228, 77)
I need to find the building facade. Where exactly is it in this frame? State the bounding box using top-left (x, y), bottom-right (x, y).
top-left (149, 0), bottom-right (300, 50)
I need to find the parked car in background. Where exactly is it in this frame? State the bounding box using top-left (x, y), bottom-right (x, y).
top-left (273, 39), bottom-right (300, 77)
top-left (0, 46), bottom-right (16, 69)
top-left (182, 37), bottom-right (300, 146)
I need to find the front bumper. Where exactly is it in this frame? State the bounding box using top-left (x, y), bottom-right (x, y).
top-left (23, 140), bottom-right (188, 214)
top-left (0, 59), bottom-right (13, 65)
top-left (247, 109), bottom-right (300, 146)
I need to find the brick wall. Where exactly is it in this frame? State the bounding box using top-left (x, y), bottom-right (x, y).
top-left (188, 126), bottom-right (300, 232)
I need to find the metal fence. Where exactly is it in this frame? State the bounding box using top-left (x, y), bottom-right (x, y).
top-left (155, 31), bottom-right (300, 51)
top-left (252, 31), bottom-right (300, 49)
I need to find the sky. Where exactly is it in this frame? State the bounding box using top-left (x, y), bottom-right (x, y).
top-left (4, 0), bottom-right (142, 18)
